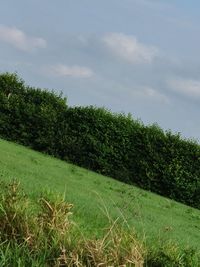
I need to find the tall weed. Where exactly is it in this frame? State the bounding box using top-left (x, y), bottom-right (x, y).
top-left (0, 180), bottom-right (199, 266)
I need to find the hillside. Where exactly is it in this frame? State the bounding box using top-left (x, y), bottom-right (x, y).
top-left (0, 138), bottom-right (200, 251)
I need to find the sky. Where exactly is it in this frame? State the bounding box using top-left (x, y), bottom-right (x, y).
top-left (1, 0), bottom-right (200, 140)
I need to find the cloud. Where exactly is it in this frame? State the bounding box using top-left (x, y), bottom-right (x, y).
top-left (44, 64), bottom-right (94, 78)
top-left (131, 86), bottom-right (169, 103)
top-left (168, 78), bottom-right (200, 98)
top-left (102, 33), bottom-right (158, 64)
top-left (0, 25), bottom-right (46, 51)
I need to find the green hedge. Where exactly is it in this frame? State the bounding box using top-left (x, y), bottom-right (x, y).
top-left (0, 72), bottom-right (67, 155)
top-left (1, 72), bottom-right (200, 208)
top-left (59, 107), bottom-right (200, 208)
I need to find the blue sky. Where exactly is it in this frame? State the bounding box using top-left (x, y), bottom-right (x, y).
top-left (1, 0), bottom-right (200, 140)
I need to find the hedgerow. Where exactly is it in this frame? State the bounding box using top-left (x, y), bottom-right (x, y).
top-left (0, 72), bottom-right (67, 155)
top-left (1, 72), bottom-right (200, 209)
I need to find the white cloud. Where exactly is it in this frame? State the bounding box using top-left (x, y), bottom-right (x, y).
top-left (131, 86), bottom-right (169, 103)
top-left (0, 25), bottom-right (46, 51)
top-left (102, 33), bottom-right (158, 64)
top-left (168, 78), bottom-right (200, 98)
top-left (44, 64), bottom-right (94, 78)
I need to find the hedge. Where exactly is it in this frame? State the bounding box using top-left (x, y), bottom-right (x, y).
top-left (0, 72), bottom-right (200, 209)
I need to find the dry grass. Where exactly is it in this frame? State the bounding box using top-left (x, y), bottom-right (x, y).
top-left (0, 180), bottom-right (33, 244)
top-left (0, 180), bottom-right (199, 267)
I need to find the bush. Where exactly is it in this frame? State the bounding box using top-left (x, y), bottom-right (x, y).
top-left (1, 72), bottom-right (200, 209)
top-left (58, 106), bottom-right (200, 208)
top-left (0, 72), bottom-right (68, 155)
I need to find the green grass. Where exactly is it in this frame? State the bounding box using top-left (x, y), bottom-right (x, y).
top-left (0, 138), bottom-right (200, 251)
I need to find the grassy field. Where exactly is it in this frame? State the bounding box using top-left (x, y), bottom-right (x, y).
top-left (0, 138), bottom-right (200, 251)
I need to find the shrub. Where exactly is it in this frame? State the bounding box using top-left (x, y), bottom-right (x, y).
top-left (0, 72), bottom-right (68, 155)
top-left (1, 72), bottom-right (200, 208)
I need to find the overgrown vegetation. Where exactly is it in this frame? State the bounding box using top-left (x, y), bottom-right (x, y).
top-left (0, 180), bottom-right (199, 267)
top-left (1, 72), bottom-right (200, 209)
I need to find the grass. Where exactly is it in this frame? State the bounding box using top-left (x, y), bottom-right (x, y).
top-left (0, 180), bottom-right (199, 266)
top-left (0, 137), bottom-right (200, 252)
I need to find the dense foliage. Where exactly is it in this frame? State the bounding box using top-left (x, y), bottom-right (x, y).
top-left (1, 72), bottom-right (200, 209)
top-left (0, 72), bottom-right (67, 155)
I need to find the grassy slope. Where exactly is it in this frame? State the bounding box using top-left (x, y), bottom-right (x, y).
top-left (0, 138), bottom-right (200, 250)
